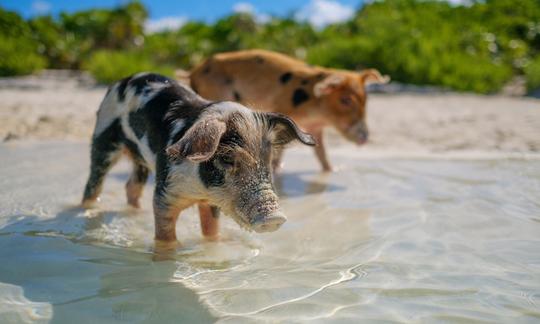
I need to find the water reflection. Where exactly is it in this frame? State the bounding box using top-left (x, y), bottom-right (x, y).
top-left (0, 211), bottom-right (216, 323)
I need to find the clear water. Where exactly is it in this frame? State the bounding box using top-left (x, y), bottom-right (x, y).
top-left (1, 142), bottom-right (539, 323)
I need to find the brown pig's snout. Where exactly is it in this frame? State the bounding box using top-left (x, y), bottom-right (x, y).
top-left (250, 212), bottom-right (287, 233)
top-left (346, 121), bottom-right (369, 145)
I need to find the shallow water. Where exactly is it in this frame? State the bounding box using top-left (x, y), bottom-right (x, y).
top-left (1, 142), bottom-right (539, 323)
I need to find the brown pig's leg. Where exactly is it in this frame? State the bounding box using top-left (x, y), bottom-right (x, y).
top-left (310, 128), bottom-right (332, 172)
top-left (198, 203), bottom-right (220, 240)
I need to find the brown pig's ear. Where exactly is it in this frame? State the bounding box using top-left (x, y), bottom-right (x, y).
top-left (166, 117), bottom-right (226, 162)
top-left (265, 112), bottom-right (316, 147)
top-left (358, 69), bottom-right (390, 85)
top-left (313, 74), bottom-right (346, 97)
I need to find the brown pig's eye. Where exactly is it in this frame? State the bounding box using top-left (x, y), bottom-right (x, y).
top-left (340, 96), bottom-right (353, 106)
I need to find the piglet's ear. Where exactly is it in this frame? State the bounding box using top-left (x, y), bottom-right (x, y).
top-left (358, 69), bottom-right (390, 85)
top-left (313, 74), bottom-right (346, 98)
top-left (166, 117), bottom-right (226, 162)
top-left (265, 112), bottom-right (316, 147)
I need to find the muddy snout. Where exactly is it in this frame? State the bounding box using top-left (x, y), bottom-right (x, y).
top-left (250, 212), bottom-right (287, 233)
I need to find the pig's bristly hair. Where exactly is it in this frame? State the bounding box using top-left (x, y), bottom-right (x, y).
top-left (164, 98), bottom-right (213, 124)
top-left (224, 111), bottom-right (266, 165)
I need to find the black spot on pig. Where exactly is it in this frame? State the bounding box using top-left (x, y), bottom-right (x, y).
top-left (224, 77), bottom-right (233, 85)
top-left (301, 79), bottom-right (309, 85)
top-left (255, 56), bottom-right (264, 64)
top-left (142, 81), bottom-right (208, 154)
top-left (199, 158), bottom-right (225, 188)
top-left (128, 111), bottom-right (146, 139)
top-left (117, 76), bottom-right (132, 102)
top-left (221, 127), bottom-right (244, 147)
top-left (123, 138), bottom-right (145, 159)
top-left (292, 88), bottom-right (309, 107)
top-left (315, 72), bottom-right (326, 80)
top-left (203, 66), bottom-right (211, 74)
top-left (132, 73), bottom-right (171, 96)
top-left (279, 72), bottom-right (292, 84)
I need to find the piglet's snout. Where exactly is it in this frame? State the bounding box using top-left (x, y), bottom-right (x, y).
top-left (346, 121), bottom-right (369, 145)
top-left (250, 212), bottom-right (287, 233)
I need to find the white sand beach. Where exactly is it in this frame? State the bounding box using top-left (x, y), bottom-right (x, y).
top-left (1, 71), bottom-right (539, 154)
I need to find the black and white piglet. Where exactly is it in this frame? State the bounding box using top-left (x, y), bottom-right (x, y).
top-left (82, 73), bottom-right (315, 242)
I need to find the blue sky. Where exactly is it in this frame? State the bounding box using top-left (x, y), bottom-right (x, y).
top-left (2, 0), bottom-right (366, 31)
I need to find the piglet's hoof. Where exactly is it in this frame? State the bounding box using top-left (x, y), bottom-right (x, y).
top-left (152, 240), bottom-right (179, 261)
top-left (81, 199), bottom-right (98, 209)
top-left (203, 234), bottom-right (220, 242)
top-left (321, 166), bottom-right (334, 173)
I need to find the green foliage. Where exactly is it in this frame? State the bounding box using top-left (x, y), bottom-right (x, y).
top-left (1, 0), bottom-right (539, 93)
top-left (82, 50), bottom-right (173, 84)
top-left (0, 8), bottom-right (46, 76)
top-left (26, 1), bottom-right (147, 69)
top-left (525, 55), bottom-right (540, 92)
top-left (0, 35), bottom-right (46, 76)
top-left (307, 0), bottom-right (516, 93)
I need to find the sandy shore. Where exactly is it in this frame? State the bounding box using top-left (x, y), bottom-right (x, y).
top-left (1, 70), bottom-right (539, 153)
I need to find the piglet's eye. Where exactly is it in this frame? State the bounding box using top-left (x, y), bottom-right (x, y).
top-left (219, 155), bottom-right (235, 168)
top-left (340, 96), bottom-right (353, 106)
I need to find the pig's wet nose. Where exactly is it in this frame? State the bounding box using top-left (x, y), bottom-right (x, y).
top-left (357, 132), bottom-right (368, 145)
top-left (251, 212), bottom-right (287, 233)
top-left (346, 123), bottom-right (369, 145)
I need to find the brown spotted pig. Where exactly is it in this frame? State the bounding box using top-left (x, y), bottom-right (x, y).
top-left (190, 49), bottom-right (389, 171)
top-left (81, 73), bottom-right (315, 243)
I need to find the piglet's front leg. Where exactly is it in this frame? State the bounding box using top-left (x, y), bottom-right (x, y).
top-left (153, 197), bottom-right (181, 242)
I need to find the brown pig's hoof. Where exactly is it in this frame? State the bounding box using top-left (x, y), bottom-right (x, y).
top-left (321, 164), bottom-right (336, 173)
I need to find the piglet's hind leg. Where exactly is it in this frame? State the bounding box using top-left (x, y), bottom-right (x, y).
top-left (82, 121), bottom-right (123, 207)
top-left (310, 128), bottom-right (332, 172)
top-left (126, 162), bottom-right (149, 208)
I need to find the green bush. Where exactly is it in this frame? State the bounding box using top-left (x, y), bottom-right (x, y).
top-left (306, 0), bottom-right (522, 93)
top-left (524, 56), bottom-right (540, 92)
top-left (82, 50), bottom-right (174, 84)
top-left (0, 8), bottom-right (46, 76)
top-left (0, 36), bottom-right (46, 76)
